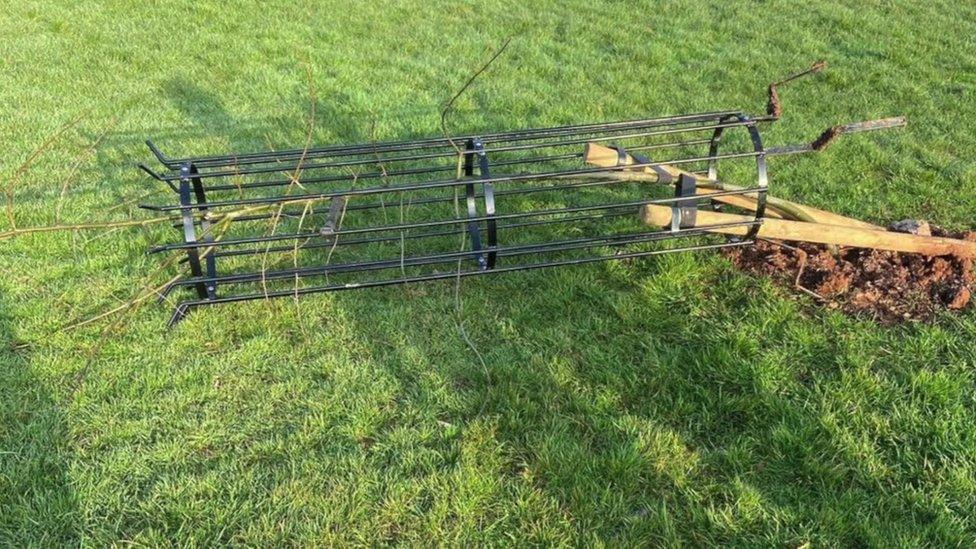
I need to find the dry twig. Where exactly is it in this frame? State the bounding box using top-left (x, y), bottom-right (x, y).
top-left (439, 35), bottom-right (514, 384)
top-left (6, 110), bottom-right (90, 229)
top-left (55, 117), bottom-right (118, 222)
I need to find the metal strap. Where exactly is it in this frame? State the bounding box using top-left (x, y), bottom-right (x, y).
top-left (178, 164), bottom-right (212, 299)
top-left (320, 196), bottom-right (347, 237)
top-left (188, 164), bottom-right (217, 299)
top-left (614, 145), bottom-right (673, 183)
top-left (707, 114), bottom-right (767, 240)
top-left (613, 145), bottom-right (692, 231)
top-left (672, 173), bottom-right (698, 232)
top-left (614, 145), bottom-right (629, 167)
top-left (630, 150), bottom-right (674, 183)
top-left (463, 139), bottom-right (486, 269)
top-left (474, 139), bottom-right (497, 269)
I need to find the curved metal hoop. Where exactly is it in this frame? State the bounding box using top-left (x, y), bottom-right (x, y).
top-left (707, 114), bottom-right (767, 239)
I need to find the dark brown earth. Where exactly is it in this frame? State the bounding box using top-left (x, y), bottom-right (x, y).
top-left (722, 229), bottom-right (976, 323)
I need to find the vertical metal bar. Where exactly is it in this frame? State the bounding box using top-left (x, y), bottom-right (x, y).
top-left (462, 138), bottom-right (475, 177)
top-left (474, 138), bottom-right (497, 269)
top-left (671, 173), bottom-right (698, 232)
top-left (178, 164), bottom-right (210, 299)
top-left (463, 139), bottom-right (486, 269)
top-left (741, 117), bottom-right (768, 237)
top-left (706, 114), bottom-right (767, 238)
top-left (189, 164), bottom-right (217, 299)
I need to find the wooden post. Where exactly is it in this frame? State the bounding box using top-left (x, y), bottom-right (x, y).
top-left (641, 204), bottom-right (976, 258)
top-left (583, 142), bottom-right (882, 230)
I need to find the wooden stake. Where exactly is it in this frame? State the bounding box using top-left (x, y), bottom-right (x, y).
top-left (583, 142), bottom-right (882, 230)
top-left (641, 205), bottom-right (976, 258)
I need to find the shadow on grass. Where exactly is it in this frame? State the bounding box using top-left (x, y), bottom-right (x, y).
top-left (96, 75), bottom-right (553, 175)
top-left (316, 252), bottom-right (966, 545)
top-left (330, 266), bottom-right (744, 542)
top-left (0, 297), bottom-right (80, 544)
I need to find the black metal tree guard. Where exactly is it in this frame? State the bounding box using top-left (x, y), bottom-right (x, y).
top-left (139, 87), bottom-right (903, 325)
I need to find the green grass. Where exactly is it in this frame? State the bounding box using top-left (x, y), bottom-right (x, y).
top-left (2, 0), bottom-right (976, 545)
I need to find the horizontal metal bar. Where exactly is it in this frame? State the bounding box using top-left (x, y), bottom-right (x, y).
top-left (167, 227), bottom-right (692, 292)
top-left (195, 138), bottom-right (714, 193)
top-left (204, 209), bottom-right (639, 261)
top-left (172, 176), bottom-right (630, 228)
top-left (199, 151), bottom-right (577, 192)
top-left (169, 240), bottom-right (753, 323)
top-left (149, 186), bottom-right (763, 253)
top-left (480, 121), bottom-right (751, 155)
top-left (142, 149), bottom-right (763, 212)
top-left (765, 116), bottom-right (908, 155)
top-left (199, 166), bottom-right (712, 227)
top-left (150, 111), bottom-right (743, 169)
top-left (210, 176), bottom-right (636, 227)
top-left (167, 221), bottom-right (756, 295)
top-left (155, 120), bottom-right (755, 182)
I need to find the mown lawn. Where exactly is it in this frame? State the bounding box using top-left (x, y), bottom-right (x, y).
top-left (2, 0), bottom-right (976, 545)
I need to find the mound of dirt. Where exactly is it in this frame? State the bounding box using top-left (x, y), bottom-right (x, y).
top-left (723, 229), bottom-right (975, 323)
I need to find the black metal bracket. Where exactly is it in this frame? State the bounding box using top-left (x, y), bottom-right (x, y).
top-left (708, 114), bottom-right (767, 240)
top-left (671, 173), bottom-right (698, 232)
top-left (319, 196), bottom-right (346, 237)
top-left (462, 139), bottom-right (485, 269)
top-left (463, 138), bottom-right (496, 270)
top-left (475, 139), bottom-right (497, 269)
top-left (178, 163), bottom-right (217, 300)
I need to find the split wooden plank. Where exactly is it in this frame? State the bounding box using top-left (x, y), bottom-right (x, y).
top-left (641, 205), bottom-right (976, 258)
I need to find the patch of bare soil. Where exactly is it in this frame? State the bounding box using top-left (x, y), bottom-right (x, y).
top-left (723, 229), bottom-right (975, 323)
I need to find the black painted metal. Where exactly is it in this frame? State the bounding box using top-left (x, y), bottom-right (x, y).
top-left (476, 139), bottom-right (498, 269)
top-left (140, 107), bottom-right (898, 325)
top-left (189, 164), bottom-right (218, 299)
top-left (147, 111), bottom-right (746, 169)
top-left (177, 164), bottom-right (210, 299)
top-left (462, 138), bottom-right (485, 269)
top-left (672, 173), bottom-right (699, 231)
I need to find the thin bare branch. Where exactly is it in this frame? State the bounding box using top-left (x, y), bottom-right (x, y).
top-left (439, 36), bottom-right (514, 155)
top-left (0, 217), bottom-right (173, 240)
top-left (6, 110), bottom-right (90, 229)
top-left (438, 36), bottom-right (514, 385)
top-left (55, 117), bottom-right (118, 222)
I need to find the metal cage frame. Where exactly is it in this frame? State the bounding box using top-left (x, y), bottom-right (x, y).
top-left (139, 100), bottom-right (903, 325)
